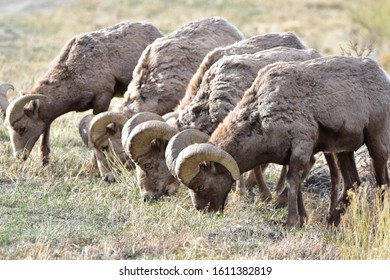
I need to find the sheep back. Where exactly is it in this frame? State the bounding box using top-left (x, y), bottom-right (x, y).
top-left (32, 21), bottom-right (163, 114)
top-left (117, 16), bottom-right (244, 118)
top-left (211, 56), bottom-right (390, 162)
top-left (181, 32), bottom-right (308, 108)
top-left (178, 47), bottom-right (321, 135)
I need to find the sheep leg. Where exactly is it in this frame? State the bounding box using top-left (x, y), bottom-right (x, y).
top-left (285, 145), bottom-right (312, 227)
top-left (328, 151), bottom-right (360, 226)
top-left (234, 175), bottom-right (246, 196)
top-left (285, 166), bottom-right (304, 227)
top-left (323, 152), bottom-right (341, 221)
top-left (40, 126), bottom-right (51, 166)
top-left (244, 169), bottom-right (257, 190)
top-left (273, 165), bottom-right (289, 208)
top-left (275, 165), bottom-right (288, 194)
top-left (296, 156), bottom-right (316, 222)
top-left (366, 143), bottom-right (390, 188)
top-left (244, 164), bottom-right (268, 189)
top-left (252, 165), bottom-right (272, 202)
top-left (365, 138), bottom-right (389, 205)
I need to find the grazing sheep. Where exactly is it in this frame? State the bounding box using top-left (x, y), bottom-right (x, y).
top-left (115, 16), bottom-right (244, 118)
top-left (0, 83), bottom-right (13, 119)
top-left (124, 47), bottom-right (321, 202)
top-left (171, 56), bottom-right (390, 227)
top-left (5, 21), bottom-right (163, 165)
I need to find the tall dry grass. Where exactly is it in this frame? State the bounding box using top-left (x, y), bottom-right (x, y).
top-left (335, 186), bottom-right (390, 259)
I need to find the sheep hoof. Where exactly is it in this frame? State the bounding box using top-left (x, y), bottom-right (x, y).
top-left (260, 191), bottom-right (272, 203)
top-left (286, 215), bottom-right (302, 228)
top-left (327, 210), bottom-right (342, 227)
top-left (41, 157), bottom-right (50, 166)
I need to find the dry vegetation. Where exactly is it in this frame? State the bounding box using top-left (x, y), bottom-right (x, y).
top-left (0, 0), bottom-right (389, 260)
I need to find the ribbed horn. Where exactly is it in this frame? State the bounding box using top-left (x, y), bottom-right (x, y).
top-left (89, 111), bottom-right (128, 147)
top-left (0, 83), bottom-right (14, 94)
top-left (78, 114), bottom-right (95, 147)
top-left (0, 83), bottom-right (14, 118)
top-left (162, 111), bottom-right (179, 122)
top-left (121, 112), bottom-right (164, 152)
top-left (165, 129), bottom-right (209, 176)
top-left (5, 94), bottom-right (47, 125)
top-left (127, 120), bottom-right (178, 163)
top-left (175, 143), bottom-right (240, 186)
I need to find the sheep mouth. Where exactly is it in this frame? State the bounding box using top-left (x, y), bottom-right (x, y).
top-left (142, 189), bottom-right (172, 202)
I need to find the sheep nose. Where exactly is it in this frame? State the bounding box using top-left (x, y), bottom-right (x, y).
top-left (143, 194), bottom-right (152, 202)
top-left (143, 193), bottom-right (160, 202)
top-left (104, 173), bottom-right (116, 183)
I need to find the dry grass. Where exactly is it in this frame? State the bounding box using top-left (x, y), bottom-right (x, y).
top-left (1, 0), bottom-right (390, 260)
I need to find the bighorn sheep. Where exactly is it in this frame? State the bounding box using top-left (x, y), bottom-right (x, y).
top-left (0, 83), bottom-right (14, 120)
top-left (171, 56), bottom-right (390, 227)
top-left (115, 16), bottom-right (244, 118)
top-left (124, 46), bottom-right (321, 202)
top-left (5, 21), bottom-right (163, 165)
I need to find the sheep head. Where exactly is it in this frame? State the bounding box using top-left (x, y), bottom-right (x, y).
top-left (124, 118), bottom-right (179, 201)
top-left (173, 142), bottom-right (240, 212)
top-left (0, 83), bottom-right (14, 119)
top-left (5, 94), bottom-right (47, 160)
top-left (88, 111), bottom-right (129, 182)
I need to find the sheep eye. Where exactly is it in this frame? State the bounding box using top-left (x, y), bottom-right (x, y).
top-left (101, 145), bottom-right (109, 152)
top-left (197, 185), bottom-right (204, 191)
top-left (143, 163), bottom-right (151, 170)
top-left (193, 108), bottom-right (201, 118)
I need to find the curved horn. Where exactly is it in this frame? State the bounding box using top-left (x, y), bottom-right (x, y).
top-left (126, 120), bottom-right (178, 163)
top-left (175, 143), bottom-right (240, 186)
top-left (0, 83), bottom-right (14, 94)
top-left (0, 83), bottom-right (14, 118)
top-left (89, 111), bottom-right (128, 147)
top-left (162, 111), bottom-right (179, 122)
top-left (165, 129), bottom-right (209, 176)
top-left (78, 114), bottom-right (95, 147)
top-left (121, 112), bottom-right (164, 150)
top-left (5, 94), bottom-right (47, 125)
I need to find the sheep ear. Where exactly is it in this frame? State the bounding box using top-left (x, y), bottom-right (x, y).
top-left (25, 99), bottom-right (40, 118)
top-left (106, 123), bottom-right (117, 136)
top-left (210, 162), bottom-right (218, 173)
top-left (151, 138), bottom-right (165, 150)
